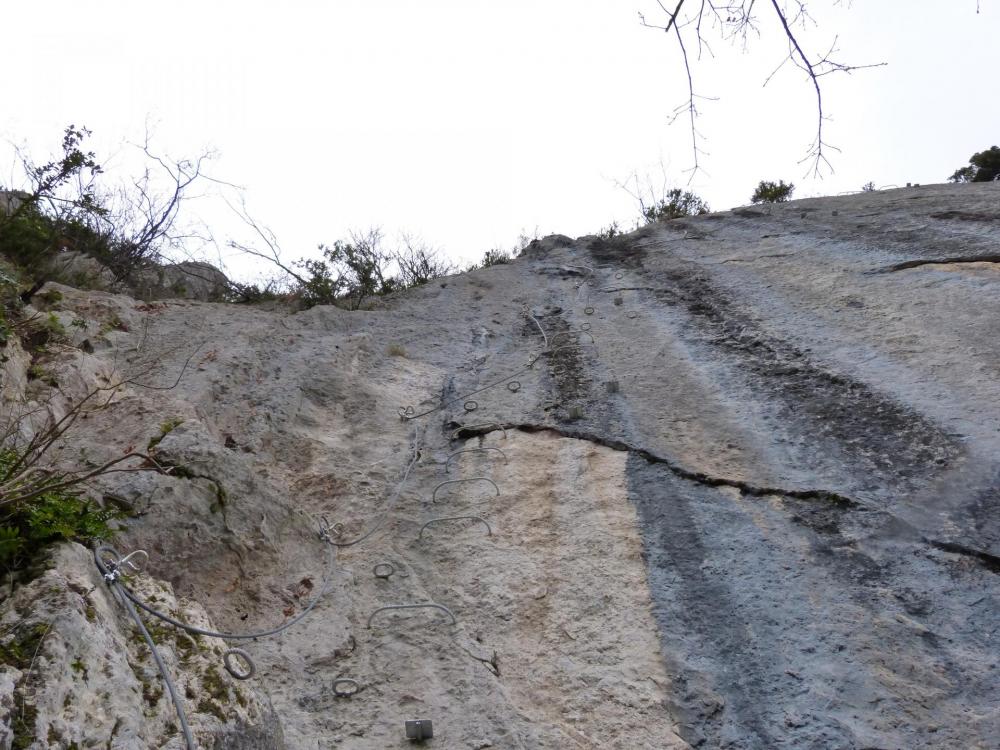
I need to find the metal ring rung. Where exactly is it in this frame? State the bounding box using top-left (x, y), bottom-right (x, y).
top-left (463, 400), bottom-right (478, 412)
top-left (223, 648), bottom-right (255, 680)
top-left (366, 603), bottom-right (457, 628)
top-left (373, 562), bottom-right (395, 579)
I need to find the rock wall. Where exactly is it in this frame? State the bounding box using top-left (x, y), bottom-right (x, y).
top-left (1, 182), bottom-right (998, 748)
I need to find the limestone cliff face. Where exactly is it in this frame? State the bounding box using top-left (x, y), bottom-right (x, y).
top-left (2, 182), bottom-right (999, 749)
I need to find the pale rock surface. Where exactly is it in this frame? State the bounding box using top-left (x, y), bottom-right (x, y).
top-left (1, 182), bottom-right (999, 749)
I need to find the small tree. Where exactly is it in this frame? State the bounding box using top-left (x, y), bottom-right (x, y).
top-left (395, 236), bottom-right (455, 288)
top-left (861, 181), bottom-right (876, 192)
top-left (949, 146), bottom-right (1000, 183)
top-left (751, 180), bottom-right (795, 204)
top-left (466, 248), bottom-right (512, 271)
top-left (313, 229), bottom-right (396, 310)
top-left (0, 126), bottom-right (106, 280)
top-left (643, 188), bottom-right (709, 223)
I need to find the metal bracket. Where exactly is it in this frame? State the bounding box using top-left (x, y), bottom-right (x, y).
top-left (318, 516), bottom-right (344, 543)
top-left (100, 549), bottom-right (149, 583)
top-left (405, 719), bottom-right (434, 741)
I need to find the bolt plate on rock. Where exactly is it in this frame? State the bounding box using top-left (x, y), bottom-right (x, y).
top-left (405, 719), bottom-right (434, 741)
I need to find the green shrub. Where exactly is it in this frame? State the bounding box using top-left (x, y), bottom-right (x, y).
top-left (482, 248), bottom-right (513, 268)
top-left (949, 146), bottom-right (1000, 183)
top-left (643, 189), bottom-right (709, 223)
top-left (751, 180), bottom-right (795, 203)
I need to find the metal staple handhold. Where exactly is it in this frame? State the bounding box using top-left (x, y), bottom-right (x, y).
top-left (419, 515), bottom-right (493, 540)
top-left (584, 306), bottom-right (595, 315)
top-left (507, 380), bottom-right (521, 393)
top-left (333, 678), bottom-right (361, 697)
top-left (223, 648), bottom-right (256, 680)
top-left (367, 603), bottom-right (457, 628)
top-left (445, 447), bottom-right (508, 473)
top-left (463, 400), bottom-right (478, 412)
top-left (580, 322), bottom-right (592, 332)
top-left (432, 477), bottom-right (500, 503)
top-left (451, 423), bottom-right (507, 440)
top-left (373, 562), bottom-right (396, 579)
top-left (627, 311), bottom-right (638, 319)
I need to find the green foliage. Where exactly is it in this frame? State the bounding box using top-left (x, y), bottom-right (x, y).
top-left (751, 180), bottom-right (795, 204)
top-left (225, 281), bottom-right (284, 304)
top-left (289, 229), bottom-right (455, 309)
top-left (147, 418), bottom-right (184, 450)
top-left (949, 146), bottom-right (1000, 183)
top-left (44, 312), bottom-right (66, 339)
top-left (643, 188), bottom-right (709, 223)
top-left (861, 181), bottom-right (876, 192)
top-left (0, 448), bottom-right (122, 571)
top-left (296, 229), bottom-right (395, 310)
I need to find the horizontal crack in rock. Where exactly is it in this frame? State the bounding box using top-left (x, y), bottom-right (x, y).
top-left (449, 421), bottom-right (1000, 575)
top-left (925, 539), bottom-right (1000, 574)
top-left (450, 420), bottom-right (859, 507)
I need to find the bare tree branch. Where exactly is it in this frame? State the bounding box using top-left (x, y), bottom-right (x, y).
top-left (644, 0), bottom-right (893, 176)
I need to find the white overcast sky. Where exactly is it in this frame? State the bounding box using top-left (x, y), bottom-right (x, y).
top-left (2, 1), bottom-right (997, 277)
